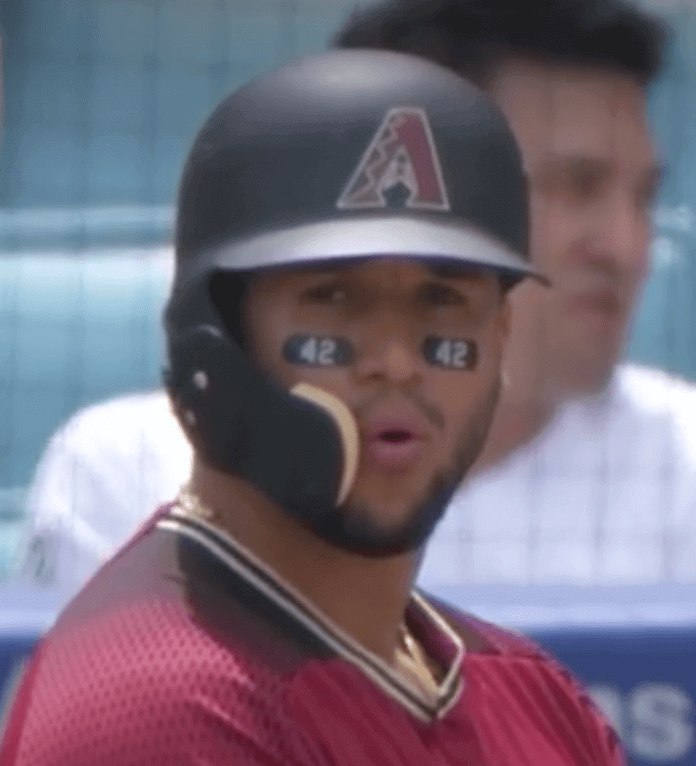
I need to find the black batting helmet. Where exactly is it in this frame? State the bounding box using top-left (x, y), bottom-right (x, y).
top-left (164, 49), bottom-right (541, 553)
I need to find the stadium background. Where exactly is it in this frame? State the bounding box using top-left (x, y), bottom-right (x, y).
top-left (1, 1), bottom-right (696, 763)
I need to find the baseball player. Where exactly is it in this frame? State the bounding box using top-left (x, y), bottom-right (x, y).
top-left (3, 50), bottom-right (624, 765)
top-left (22, 0), bottom-right (676, 598)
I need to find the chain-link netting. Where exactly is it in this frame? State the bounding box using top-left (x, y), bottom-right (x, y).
top-left (1, 0), bottom-right (696, 586)
top-left (0, 0), bottom-right (364, 572)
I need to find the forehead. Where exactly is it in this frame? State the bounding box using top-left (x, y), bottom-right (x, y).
top-left (249, 258), bottom-right (498, 289)
top-left (489, 58), bottom-right (655, 171)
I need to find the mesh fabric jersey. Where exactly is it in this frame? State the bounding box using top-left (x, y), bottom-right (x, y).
top-left (1, 501), bottom-right (626, 766)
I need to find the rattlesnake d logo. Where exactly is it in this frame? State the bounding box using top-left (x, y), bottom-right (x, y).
top-left (337, 108), bottom-right (450, 211)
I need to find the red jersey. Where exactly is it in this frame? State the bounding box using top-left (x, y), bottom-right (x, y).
top-left (0, 502), bottom-right (625, 766)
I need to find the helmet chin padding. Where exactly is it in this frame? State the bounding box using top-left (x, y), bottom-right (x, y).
top-left (291, 383), bottom-right (360, 506)
top-left (207, 269), bottom-right (361, 506)
top-left (166, 318), bottom-right (358, 521)
top-left (207, 271), bottom-right (361, 506)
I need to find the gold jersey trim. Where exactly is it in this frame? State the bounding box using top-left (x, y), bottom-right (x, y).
top-left (158, 507), bottom-right (464, 722)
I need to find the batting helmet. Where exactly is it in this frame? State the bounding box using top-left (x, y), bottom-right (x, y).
top-left (164, 49), bottom-right (542, 553)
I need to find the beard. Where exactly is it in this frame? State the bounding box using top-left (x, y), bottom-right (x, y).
top-left (308, 376), bottom-right (502, 557)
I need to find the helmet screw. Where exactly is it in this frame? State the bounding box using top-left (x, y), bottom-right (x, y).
top-left (193, 371), bottom-right (208, 391)
top-left (184, 410), bottom-right (197, 426)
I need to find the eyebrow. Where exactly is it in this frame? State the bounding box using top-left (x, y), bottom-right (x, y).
top-left (536, 153), bottom-right (665, 187)
top-left (292, 260), bottom-right (495, 283)
top-left (426, 262), bottom-right (491, 281)
top-left (293, 260), bottom-right (355, 277)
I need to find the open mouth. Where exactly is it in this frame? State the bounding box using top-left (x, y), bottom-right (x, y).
top-left (379, 430), bottom-right (414, 443)
top-left (364, 427), bottom-right (425, 472)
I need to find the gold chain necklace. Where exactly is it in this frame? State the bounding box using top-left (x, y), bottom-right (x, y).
top-left (395, 624), bottom-right (440, 697)
top-left (175, 486), bottom-right (440, 696)
top-left (176, 484), bottom-right (214, 522)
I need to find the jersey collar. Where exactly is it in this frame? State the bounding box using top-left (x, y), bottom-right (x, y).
top-left (159, 503), bottom-right (464, 722)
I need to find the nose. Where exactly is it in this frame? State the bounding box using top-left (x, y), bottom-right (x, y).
top-left (353, 319), bottom-right (423, 387)
top-left (588, 190), bottom-right (650, 277)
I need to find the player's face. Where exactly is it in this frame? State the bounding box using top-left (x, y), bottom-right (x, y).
top-left (243, 258), bottom-right (509, 549)
top-left (490, 60), bottom-right (661, 394)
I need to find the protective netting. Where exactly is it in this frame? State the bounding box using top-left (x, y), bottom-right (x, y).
top-left (0, 0), bottom-right (363, 565)
top-left (1, 0), bottom-right (696, 586)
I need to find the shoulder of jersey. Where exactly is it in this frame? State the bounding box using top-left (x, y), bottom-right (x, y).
top-left (424, 594), bottom-right (552, 661)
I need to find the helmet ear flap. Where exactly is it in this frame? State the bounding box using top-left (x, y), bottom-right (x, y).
top-left (207, 270), bottom-right (252, 351)
top-left (165, 320), bottom-right (348, 518)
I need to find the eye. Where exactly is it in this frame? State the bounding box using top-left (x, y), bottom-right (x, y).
top-left (537, 159), bottom-right (612, 206)
top-left (419, 283), bottom-right (466, 307)
top-left (302, 283), bottom-right (348, 304)
top-left (566, 167), bottom-right (606, 202)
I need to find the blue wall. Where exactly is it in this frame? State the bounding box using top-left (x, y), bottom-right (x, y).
top-left (630, 4), bottom-right (696, 376)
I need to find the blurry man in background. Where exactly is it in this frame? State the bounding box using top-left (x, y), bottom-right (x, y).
top-left (334, 0), bottom-right (696, 587)
top-left (20, 391), bottom-right (191, 592)
top-left (22, 0), bottom-right (694, 596)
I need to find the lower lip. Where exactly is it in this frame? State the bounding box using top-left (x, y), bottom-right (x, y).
top-left (364, 437), bottom-right (425, 472)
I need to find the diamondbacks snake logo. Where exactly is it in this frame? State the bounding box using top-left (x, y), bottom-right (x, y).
top-left (337, 108), bottom-right (450, 211)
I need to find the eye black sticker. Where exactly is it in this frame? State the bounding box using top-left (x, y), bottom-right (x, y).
top-left (423, 337), bottom-right (478, 370)
top-left (283, 335), bottom-right (355, 367)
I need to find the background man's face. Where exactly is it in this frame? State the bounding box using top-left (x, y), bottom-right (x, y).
top-left (490, 59), bottom-right (661, 396)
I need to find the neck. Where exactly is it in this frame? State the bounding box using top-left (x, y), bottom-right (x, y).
top-left (188, 460), bottom-right (418, 663)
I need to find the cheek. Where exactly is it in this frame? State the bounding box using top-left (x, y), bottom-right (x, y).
top-left (531, 184), bottom-right (615, 274)
top-left (426, 370), bottom-right (498, 458)
top-left (246, 303), bottom-right (304, 386)
top-left (530, 197), bottom-right (576, 271)
top-left (528, 191), bottom-right (552, 260)
top-left (280, 363), bottom-right (355, 397)
top-left (247, 299), bottom-right (358, 394)
top-left (508, 282), bottom-right (547, 339)
top-left (264, 328), bottom-right (357, 394)
top-left (482, 310), bottom-right (509, 367)
top-left (427, 337), bottom-right (503, 421)
top-left (634, 225), bottom-right (651, 280)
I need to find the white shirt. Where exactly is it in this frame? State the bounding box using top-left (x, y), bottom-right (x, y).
top-left (21, 390), bottom-right (193, 597)
top-left (418, 364), bottom-right (696, 588)
top-left (22, 364), bottom-right (696, 599)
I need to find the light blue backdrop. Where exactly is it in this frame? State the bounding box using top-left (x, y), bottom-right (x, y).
top-left (1, 1), bottom-right (695, 574)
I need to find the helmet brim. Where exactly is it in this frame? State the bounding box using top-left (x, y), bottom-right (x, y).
top-left (185, 215), bottom-right (549, 286)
